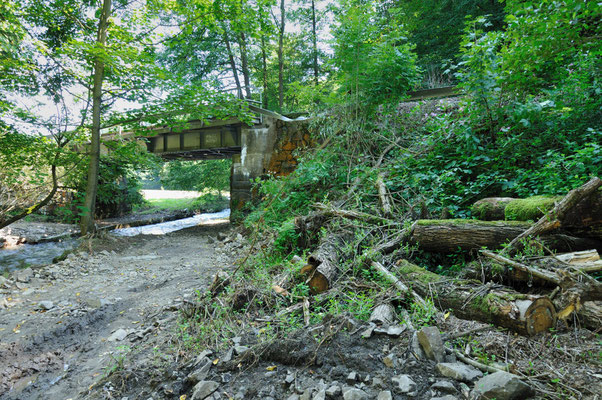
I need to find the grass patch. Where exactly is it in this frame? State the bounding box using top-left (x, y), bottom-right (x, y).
top-left (134, 192), bottom-right (230, 214)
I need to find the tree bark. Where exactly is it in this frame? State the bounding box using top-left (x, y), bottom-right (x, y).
top-left (305, 234), bottom-right (347, 294)
top-left (409, 219), bottom-right (601, 253)
top-left (260, 33), bottom-right (268, 108)
top-left (376, 173), bottom-right (392, 217)
top-left (223, 28), bottom-right (242, 98)
top-left (471, 197), bottom-right (515, 220)
top-left (80, 0), bottom-right (112, 235)
top-left (369, 303), bottom-right (395, 325)
top-left (395, 259), bottom-right (557, 336)
top-left (506, 177), bottom-right (602, 254)
top-left (278, 0), bottom-right (286, 110)
top-left (238, 32), bottom-right (252, 99)
top-left (310, 0), bottom-right (319, 85)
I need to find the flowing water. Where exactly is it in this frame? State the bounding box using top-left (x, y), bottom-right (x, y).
top-left (112, 209), bottom-right (230, 236)
top-left (0, 239), bottom-right (79, 272)
top-left (0, 209), bottom-right (231, 273)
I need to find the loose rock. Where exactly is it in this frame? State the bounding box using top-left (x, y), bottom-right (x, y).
top-left (436, 362), bottom-right (483, 382)
top-left (377, 390), bottom-right (392, 400)
top-left (342, 387), bottom-right (368, 400)
top-left (38, 300), bottom-right (54, 310)
top-left (392, 374), bottom-right (416, 393)
top-left (108, 328), bottom-right (129, 342)
top-left (472, 371), bottom-right (534, 400)
top-left (191, 380), bottom-right (219, 400)
top-left (431, 380), bottom-right (457, 394)
top-left (417, 326), bottom-right (445, 362)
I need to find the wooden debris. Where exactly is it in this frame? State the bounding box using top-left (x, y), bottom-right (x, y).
top-left (409, 219), bottom-right (599, 253)
top-left (370, 261), bottom-right (427, 307)
top-left (369, 303), bottom-right (395, 325)
top-left (305, 234), bottom-right (347, 294)
top-left (480, 250), bottom-right (561, 286)
top-left (555, 250), bottom-right (600, 264)
top-left (376, 173), bottom-right (392, 217)
top-left (505, 177), bottom-right (602, 254)
top-left (395, 259), bottom-right (557, 336)
top-left (209, 271), bottom-right (230, 297)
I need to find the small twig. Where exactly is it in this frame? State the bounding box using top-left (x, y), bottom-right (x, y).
top-left (442, 326), bottom-right (490, 341)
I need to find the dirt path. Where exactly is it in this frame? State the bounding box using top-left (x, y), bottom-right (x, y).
top-left (0, 222), bottom-right (233, 400)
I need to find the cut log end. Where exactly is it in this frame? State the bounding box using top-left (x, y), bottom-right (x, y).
top-left (308, 271), bottom-right (329, 294)
top-left (522, 297), bottom-right (557, 335)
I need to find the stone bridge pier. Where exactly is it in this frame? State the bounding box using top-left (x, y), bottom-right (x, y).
top-left (230, 116), bottom-right (311, 212)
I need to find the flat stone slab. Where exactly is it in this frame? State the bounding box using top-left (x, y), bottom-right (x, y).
top-left (472, 371), bottom-right (534, 400)
top-left (436, 362), bottom-right (483, 382)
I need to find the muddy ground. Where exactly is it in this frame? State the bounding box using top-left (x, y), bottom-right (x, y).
top-left (1, 222), bottom-right (601, 400)
top-left (0, 221), bottom-right (233, 400)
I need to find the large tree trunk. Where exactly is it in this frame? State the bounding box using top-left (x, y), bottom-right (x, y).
top-left (223, 28), bottom-right (242, 98)
top-left (238, 32), bottom-right (252, 99)
top-left (260, 33), bottom-right (268, 108)
top-left (409, 219), bottom-right (601, 253)
top-left (471, 197), bottom-right (516, 220)
top-left (395, 260), bottom-right (557, 336)
top-left (506, 177), bottom-right (602, 254)
top-left (80, 0), bottom-right (112, 235)
top-left (310, 0), bottom-right (318, 85)
top-left (473, 192), bottom-right (602, 241)
top-left (277, 0), bottom-right (285, 110)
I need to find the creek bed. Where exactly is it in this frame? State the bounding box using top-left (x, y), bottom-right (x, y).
top-left (0, 209), bottom-right (230, 273)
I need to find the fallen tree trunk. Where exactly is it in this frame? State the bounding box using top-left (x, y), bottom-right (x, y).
top-left (472, 193), bottom-right (602, 238)
top-left (304, 234), bottom-right (348, 294)
top-left (409, 219), bottom-right (601, 253)
top-left (506, 177), bottom-right (602, 254)
top-left (464, 251), bottom-right (602, 329)
top-left (471, 197), bottom-right (516, 220)
top-left (376, 173), bottom-right (392, 217)
top-left (395, 259), bottom-right (557, 336)
top-left (369, 303), bottom-right (395, 325)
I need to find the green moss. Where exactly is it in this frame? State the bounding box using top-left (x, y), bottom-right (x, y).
top-left (489, 262), bottom-right (506, 276)
top-left (416, 219), bottom-right (529, 227)
top-left (504, 196), bottom-right (562, 221)
top-left (395, 260), bottom-right (441, 284)
top-left (472, 203), bottom-right (492, 220)
top-left (471, 293), bottom-right (500, 314)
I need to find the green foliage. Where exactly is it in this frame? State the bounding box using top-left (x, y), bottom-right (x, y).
top-left (161, 159), bottom-right (231, 194)
top-left (245, 145), bottom-right (346, 230)
top-left (331, 0), bottom-right (420, 106)
top-left (398, 0), bottom-right (506, 70)
top-left (191, 192), bottom-right (230, 213)
top-left (104, 345), bottom-right (132, 377)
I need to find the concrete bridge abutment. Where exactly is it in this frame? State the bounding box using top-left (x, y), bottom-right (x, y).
top-left (230, 116), bottom-right (311, 213)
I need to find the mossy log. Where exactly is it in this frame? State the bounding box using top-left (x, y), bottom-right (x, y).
top-left (395, 260), bottom-right (557, 336)
top-left (409, 219), bottom-right (601, 253)
top-left (506, 178), bottom-right (602, 254)
top-left (472, 197), bottom-right (516, 220)
top-left (472, 190), bottom-right (602, 241)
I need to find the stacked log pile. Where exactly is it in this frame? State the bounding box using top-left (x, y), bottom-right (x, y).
top-left (291, 177), bottom-right (602, 336)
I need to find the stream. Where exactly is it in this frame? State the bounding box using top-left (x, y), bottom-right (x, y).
top-left (0, 209), bottom-right (230, 273)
